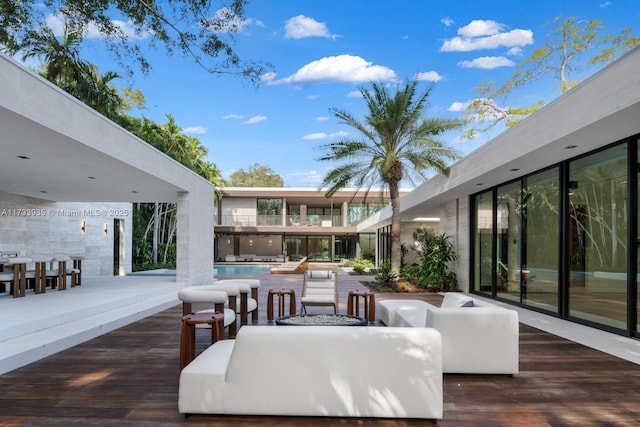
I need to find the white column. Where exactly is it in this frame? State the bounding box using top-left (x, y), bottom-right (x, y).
top-left (176, 186), bottom-right (215, 285)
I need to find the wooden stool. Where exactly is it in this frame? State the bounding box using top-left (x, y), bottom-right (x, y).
top-left (180, 312), bottom-right (225, 370)
top-left (347, 290), bottom-right (376, 323)
top-left (267, 289), bottom-right (296, 321)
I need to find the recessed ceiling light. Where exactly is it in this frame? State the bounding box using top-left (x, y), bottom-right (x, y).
top-left (131, 190), bottom-right (138, 194)
top-left (510, 168), bottom-right (520, 172)
top-left (413, 217), bottom-right (439, 222)
top-left (40, 190), bottom-right (47, 194)
top-left (17, 155), bottom-right (30, 159)
top-left (88, 176), bottom-right (96, 179)
top-left (565, 145), bottom-right (578, 149)
top-left (476, 183), bottom-right (483, 186)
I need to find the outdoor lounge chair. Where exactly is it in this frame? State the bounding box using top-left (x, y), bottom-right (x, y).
top-left (300, 270), bottom-right (338, 314)
top-left (270, 256), bottom-right (308, 274)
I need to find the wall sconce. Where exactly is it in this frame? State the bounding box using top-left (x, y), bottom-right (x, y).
top-left (268, 239), bottom-right (273, 246)
top-left (80, 220), bottom-right (86, 234)
top-left (249, 239), bottom-right (254, 246)
top-left (104, 223), bottom-right (108, 235)
top-left (226, 239), bottom-right (231, 244)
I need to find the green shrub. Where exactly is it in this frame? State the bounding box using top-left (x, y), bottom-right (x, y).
top-left (375, 260), bottom-right (398, 285)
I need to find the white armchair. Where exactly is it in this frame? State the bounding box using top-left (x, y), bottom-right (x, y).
top-left (213, 279), bottom-right (260, 325)
top-left (178, 286), bottom-right (238, 337)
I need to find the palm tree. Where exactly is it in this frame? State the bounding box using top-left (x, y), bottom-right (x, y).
top-left (21, 25), bottom-right (84, 90)
top-left (318, 79), bottom-right (461, 284)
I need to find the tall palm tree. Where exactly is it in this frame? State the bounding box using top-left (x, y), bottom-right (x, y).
top-left (319, 79), bottom-right (461, 284)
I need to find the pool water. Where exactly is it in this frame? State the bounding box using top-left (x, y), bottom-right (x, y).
top-left (214, 264), bottom-right (277, 275)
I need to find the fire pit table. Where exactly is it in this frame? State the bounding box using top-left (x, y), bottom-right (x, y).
top-left (275, 313), bottom-right (367, 326)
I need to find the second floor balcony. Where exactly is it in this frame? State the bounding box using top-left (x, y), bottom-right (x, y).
top-left (217, 214), bottom-right (344, 228)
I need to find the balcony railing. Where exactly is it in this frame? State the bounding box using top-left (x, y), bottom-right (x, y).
top-left (216, 214), bottom-right (343, 227)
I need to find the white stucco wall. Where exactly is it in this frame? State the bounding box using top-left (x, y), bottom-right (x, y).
top-left (0, 192), bottom-right (132, 275)
top-left (439, 197), bottom-right (470, 292)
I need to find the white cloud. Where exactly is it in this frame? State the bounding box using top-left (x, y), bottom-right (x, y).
top-left (307, 94), bottom-right (321, 100)
top-left (448, 101), bottom-right (468, 112)
top-left (347, 90), bottom-right (363, 98)
top-left (415, 71), bottom-right (443, 82)
top-left (244, 115), bottom-right (267, 125)
top-left (302, 131), bottom-right (348, 140)
top-left (440, 19), bottom-right (533, 52)
top-left (458, 56), bottom-right (516, 69)
top-left (223, 114), bottom-right (243, 120)
top-left (183, 126), bottom-right (207, 135)
top-left (600, 1), bottom-right (612, 7)
top-left (507, 47), bottom-right (523, 56)
top-left (316, 116), bottom-right (330, 122)
top-left (46, 13), bottom-right (151, 40)
top-left (284, 170), bottom-right (324, 185)
top-left (261, 72), bottom-right (277, 83)
top-left (271, 55), bottom-right (396, 85)
top-left (284, 15), bottom-right (338, 39)
top-left (441, 17), bottom-right (454, 27)
top-left (458, 19), bottom-right (504, 37)
top-left (207, 7), bottom-right (255, 33)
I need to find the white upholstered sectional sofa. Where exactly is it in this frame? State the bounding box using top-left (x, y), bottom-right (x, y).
top-left (179, 325), bottom-right (443, 420)
top-left (378, 293), bottom-right (519, 375)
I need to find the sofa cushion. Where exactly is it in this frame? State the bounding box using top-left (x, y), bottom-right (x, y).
top-left (440, 292), bottom-right (475, 308)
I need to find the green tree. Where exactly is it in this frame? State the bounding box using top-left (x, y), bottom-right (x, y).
top-left (227, 163), bottom-right (284, 187)
top-left (1, 0), bottom-right (272, 83)
top-left (463, 15), bottom-right (639, 139)
top-left (318, 79), bottom-right (460, 285)
top-left (20, 25), bottom-right (84, 90)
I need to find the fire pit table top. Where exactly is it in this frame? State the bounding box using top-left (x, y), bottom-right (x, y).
top-left (275, 313), bottom-right (367, 326)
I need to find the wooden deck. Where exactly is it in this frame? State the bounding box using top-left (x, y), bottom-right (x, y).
top-left (1, 272), bottom-right (640, 426)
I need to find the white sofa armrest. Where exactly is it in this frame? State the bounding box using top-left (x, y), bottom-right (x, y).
top-left (426, 306), bottom-right (519, 374)
top-left (179, 340), bottom-right (236, 414)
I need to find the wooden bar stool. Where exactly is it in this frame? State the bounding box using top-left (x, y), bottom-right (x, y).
top-left (180, 312), bottom-right (225, 370)
top-left (267, 289), bottom-right (296, 321)
top-left (347, 290), bottom-right (376, 323)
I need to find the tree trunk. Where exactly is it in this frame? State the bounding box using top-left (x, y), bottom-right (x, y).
top-left (152, 203), bottom-right (159, 264)
top-left (389, 180), bottom-right (402, 284)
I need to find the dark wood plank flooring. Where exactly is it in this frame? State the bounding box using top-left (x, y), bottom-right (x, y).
top-left (1, 291), bottom-right (640, 426)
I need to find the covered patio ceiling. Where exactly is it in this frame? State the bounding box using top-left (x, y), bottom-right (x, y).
top-left (0, 54), bottom-right (199, 204)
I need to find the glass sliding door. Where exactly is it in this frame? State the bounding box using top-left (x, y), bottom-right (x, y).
top-left (474, 190), bottom-right (494, 294)
top-left (568, 144), bottom-right (628, 330)
top-left (308, 236), bottom-right (330, 261)
top-left (522, 168), bottom-right (560, 312)
top-left (496, 182), bottom-right (523, 302)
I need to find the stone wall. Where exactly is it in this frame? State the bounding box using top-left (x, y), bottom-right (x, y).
top-left (0, 191), bottom-right (132, 276)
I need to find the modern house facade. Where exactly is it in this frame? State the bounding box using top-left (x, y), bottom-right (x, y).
top-left (360, 47), bottom-right (640, 340)
top-left (214, 187), bottom-right (420, 263)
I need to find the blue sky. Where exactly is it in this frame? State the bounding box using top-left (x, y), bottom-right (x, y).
top-left (48, 0), bottom-right (640, 187)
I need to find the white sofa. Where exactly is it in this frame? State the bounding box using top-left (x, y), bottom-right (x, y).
top-left (378, 293), bottom-right (519, 375)
top-left (179, 325), bottom-right (443, 420)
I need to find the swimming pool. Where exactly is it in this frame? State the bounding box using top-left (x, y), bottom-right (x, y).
top-left (214, 264), bottom-right (277, 275)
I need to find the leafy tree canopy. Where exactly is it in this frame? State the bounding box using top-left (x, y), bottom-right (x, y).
top-left (0, 0), bottom-right (272, 83)
top-left (462, 15), bottom-right (639, 139)
top-left (227, 163), bottom-right (284, 187)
